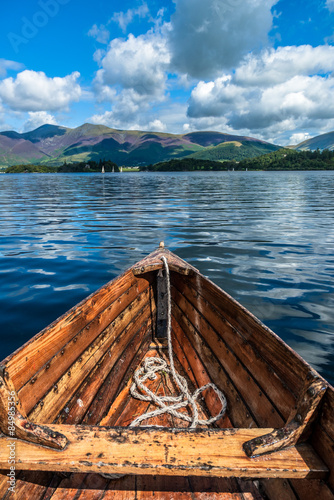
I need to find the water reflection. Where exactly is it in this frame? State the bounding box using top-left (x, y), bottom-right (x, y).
top-left (0, 171), bottom-right (333, 385)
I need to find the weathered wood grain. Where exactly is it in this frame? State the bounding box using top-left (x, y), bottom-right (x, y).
top-left (171, 319), bottom-right (233, 428)
top-left (172, 274), bottom-right (296, 419)
top-left (2, 270), bottom-right (149, 391)
top-left (172, 286), bottom-right (285, 428)
top-left (172, 305), bottom-right (255, 428)
top-left (243, 374), bottom-right (327, 457)
top-left (28, 293), bottom-right (152, 423)
top-left (0, 427), bottom-right (328, 479)
top-left (182, 272), bottom-right (308, 395)
top-left (17, 278), bottom-right (153, 414)
top-left (58, 319), bottom-right (152, 425)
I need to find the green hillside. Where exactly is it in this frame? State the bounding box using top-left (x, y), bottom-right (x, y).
top-left (294, 131), bottom-right (334, 151)
top-left (0, 123), bottom-right (280, 168)
top-left (187, 140), bottom-right (279, 162)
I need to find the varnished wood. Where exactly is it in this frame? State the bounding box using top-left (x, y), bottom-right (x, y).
top-left (0, 427), bottom-right (328, 479)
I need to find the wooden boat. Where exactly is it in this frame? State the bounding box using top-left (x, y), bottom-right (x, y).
top-left (0, 243), bottom-right (333, 499)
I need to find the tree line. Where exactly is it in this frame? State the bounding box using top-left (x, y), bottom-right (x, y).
top-left (5, 160), bottom-right (119, 173)
top-left (140, 149), bottom-right (334, 171)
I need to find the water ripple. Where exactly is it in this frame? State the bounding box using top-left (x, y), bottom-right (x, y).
top-left (0, 171), bottom-right (333, 385)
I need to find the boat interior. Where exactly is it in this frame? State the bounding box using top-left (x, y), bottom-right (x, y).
top-left (0, 248), bottom-right (333, 499)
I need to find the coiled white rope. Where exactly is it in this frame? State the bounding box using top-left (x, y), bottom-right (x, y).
top-left (130, 256), bottom-right (227, 428)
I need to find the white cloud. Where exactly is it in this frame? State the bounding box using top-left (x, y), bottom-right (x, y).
top-left (289, 132), bottom-right (310, 145)
top-left (326, 0), bottom-right (334, 11)
top-left (23, 111), bottom-right (58, 132)
top-left (234, 45), bottom-right (334, 86)
top-left (95, 33), bottom-right (170, 98)
top-left (169, 0), bottom-right (279, 79)
top-left (88, 24), bottom-right (110, 44)
top-left (0, 70), bottom-right (81, 112)
top-left (0, 59), bottom-right (24, 78)
top-left (111, 3), bottom-right (150, 32)
top-left (91, 30), bottom-right (171, 130)
top-left (148, 119), bottom-right (166, 132)
top-left (187, 45), bottom-right (334, 143)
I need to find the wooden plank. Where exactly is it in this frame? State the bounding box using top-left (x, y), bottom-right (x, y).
top-left (0, 470), bottom-right (13, 498)
top-left (317, 387), bottom-right (334, 441)
top-left (290, 479), bottom-right (334, 500)
top-left (28, 292), bottom-right (152, 423)
top-left (0, 426), bottom-right (328, 479)
top-left (2, 471), bottom-right (58, 500)
top-left (259, 478), bottom-right (300, 500)
top-left (171, 319), bottom-right (233, 429)
top-left (2, 270), bottom-right (146, 390)
top-left (189, 476), bottom-right (244, 498)
top-left (17, 277), bottom-right (152, 414)
top-left (172, 305), bottom-right (255, 429)
top-left (46, 473), bottom-right (94, 500)
top-left (182, 272), bottom-right (309, 395)
top-left (136, 475), bottom-right (193, 499)
top-left (172, 274), bottom-right (296, 419)
top-left (85, 335), bottom-right (152, 426)
top-left (311, 422), bottom-right (334, 491)
top-left (57, 319), bottom-right (153, 425)
top-left (172, 286), bottom-right (285, 428)
top-left (102, 475), bottom-right (136, 499)
top-left (113, 351), bottom-right (164, 427)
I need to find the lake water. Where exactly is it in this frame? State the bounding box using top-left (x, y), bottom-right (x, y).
top-left (0, 171), bottom-right (333, 386)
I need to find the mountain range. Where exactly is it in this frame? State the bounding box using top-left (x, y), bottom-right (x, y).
top-left (0, 123), bottom-right (333, 168)
top-left (0, 123), bottom-right (279, 168)
top-left (293, 131), bottom-right (334, 152)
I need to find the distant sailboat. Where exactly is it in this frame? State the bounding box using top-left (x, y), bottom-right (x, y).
top-left (112, 166), bottom-right (114, 173)
top-left (101, 165), bottom-right (105, 174)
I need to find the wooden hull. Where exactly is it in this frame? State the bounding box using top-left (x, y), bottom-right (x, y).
top-left (0, 246), bottom-right (333, 499)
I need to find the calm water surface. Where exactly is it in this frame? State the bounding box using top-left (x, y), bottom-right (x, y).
top-left (0, 171), bottom-right (333, 385)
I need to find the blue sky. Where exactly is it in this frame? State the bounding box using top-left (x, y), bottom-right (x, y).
top-left (0, 0), bottom-right (333, 145)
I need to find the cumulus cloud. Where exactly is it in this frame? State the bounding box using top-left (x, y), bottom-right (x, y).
top-left (0, 70), bottom-right (81, 112)
top-left (187, 45), bottom-right (334, 142)
top-left (23, 111), bottom-right (58, 132)
top-left (95, 33), bottom-right (170, 98)
top-left (111, 3), bottom-right (150, 32)
top-left (169, 0), bottom-right (279, 79)
top-left (148, 119), bottom-right (167, 132)
top-left (91, 30), bottom-right (171, 129)
top-left (234, 45), bottom-right (334, 86)
top-left (88, 24), bottom-right (110, 44)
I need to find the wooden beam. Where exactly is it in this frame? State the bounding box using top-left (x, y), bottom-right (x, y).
top-left (0, 426), bottom-right (328, 479)
top-left (0, 376), bottom-right (67, 450)
top-left (133, 262), bottom-right (193, 276)
top-left (243, 372), bottom-right (327, 457)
